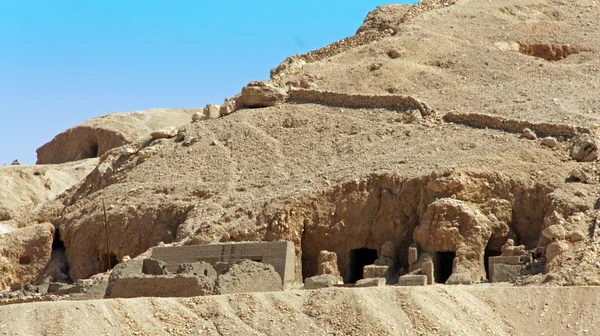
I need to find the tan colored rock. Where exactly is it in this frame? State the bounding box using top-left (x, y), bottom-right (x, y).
top-left (36, 108), bottom-right (198, 164)
top-left (219, 99), bottom-right (237, 116)
top-left (546, 240), bottom-right (569, 261)
top-left (569, 231), bottom-right (586, 243)
top-left (569, 168), bottom-right (592, 183)
top-left (317, 250), bottom-right (342, 282)
top-left (304, 274), bottom-right (338, 289)
top-left (570, 134), bottom-right (598, 162)
top-left (238, 81), bottom-right (287, 108)
top-left (214, 260), bottom-right (282, 294)
top-left (0, 223), bottom-right (55, 290)
top-left (542, 225), bottom-right (566, 240)
top-left (522, 128), bottom-right (537, 140)
top-left (414, 198), bottom-right (507, 283)
top-left (151, 127), bottom-right (178, 139)
top-left (541, 137), bottom-right (558, 148)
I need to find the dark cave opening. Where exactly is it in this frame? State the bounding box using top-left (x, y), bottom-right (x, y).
top-left (349, 248), bottom-right (378, 283)
top-left (435, 251), bottom-right (456, 284)
top-left (484, 246), bottom-right (502, 281)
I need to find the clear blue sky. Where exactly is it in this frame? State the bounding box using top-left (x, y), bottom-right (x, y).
top-left (0, 1), bottom-right (413, 165)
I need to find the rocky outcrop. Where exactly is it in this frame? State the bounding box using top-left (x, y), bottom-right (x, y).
top-left (414, 199), bottom-right (509, 284)
top-left (238, 81), bottom-right (288, 108)
top-left (36, 108), bottom-right (198, 164)
top-left (0, 224), bottom-right (55, 290)
top-left (570, 134), bottom-right (599, 162)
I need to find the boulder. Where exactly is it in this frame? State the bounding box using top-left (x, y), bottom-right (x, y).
top-left (304, 274), bottom-right (339, 289)
top-left (355, 277), bottom-right (386, 287)
top-left (238, 81), bottom-right (287, 108)
top-left (541, 137), bottom-right (558, 148)
top-left (570, 134), bottom-right (598, 162)
top-left (522, 128), bottom-right (537, 140)
top-left (0, 224), bottom-right (55, 290)
top-left (569, 231), bottom-right (586, 243)
top-left (542, 225), bottom-right (566, 240)
top-left (546, 240), bottom-right (569, 261)
top-left (219, 99), bottom-right (237, 116)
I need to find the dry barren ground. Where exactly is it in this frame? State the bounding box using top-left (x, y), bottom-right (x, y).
top-left (1, 286), bottom-right (599, 336)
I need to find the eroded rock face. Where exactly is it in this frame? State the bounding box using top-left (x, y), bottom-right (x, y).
top-left (414, 198), bottom-right (509, 283)
top-left (317, 250), bottom-right (342, 282)
top-left (36, 108), bottom-right (198, 164)
top-left (238, 81), bottom-right (288, 108)
top-left (0, 224), bottom-right (55, 289)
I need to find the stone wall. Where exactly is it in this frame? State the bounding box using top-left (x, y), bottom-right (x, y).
top-left (287, 89), bottom-right (432, 116)
top-left (443, 112), bottom-right (591, 138)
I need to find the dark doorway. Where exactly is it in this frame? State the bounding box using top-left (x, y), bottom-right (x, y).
top-left (435, 252), bottom-right (456, 284)
top-left (101, 253), bottom-right (119, 272)
top-left (484, 247), bottom-right (501, 280)
top-left (349, 248), bottom-right (378, 283)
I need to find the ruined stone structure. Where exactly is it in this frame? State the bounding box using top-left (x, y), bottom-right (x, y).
top-left (150, 241), bottom-right (296, 289)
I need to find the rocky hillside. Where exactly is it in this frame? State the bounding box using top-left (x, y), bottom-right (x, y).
top-left (1, 0), bottom-right (599, 295)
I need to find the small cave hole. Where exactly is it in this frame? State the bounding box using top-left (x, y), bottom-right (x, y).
top-left (349, 248), bottom-right (378, 283)
top-left (484, 247), bottom-right (502, 280)
top-left (435, 252), bottom-right (456, 284)
top-left (19, 255), bottom-right (32, 265)
top-left (101, 253), bottom-right (119, 272)
top-left (52, 228), bottom-right (65, 250)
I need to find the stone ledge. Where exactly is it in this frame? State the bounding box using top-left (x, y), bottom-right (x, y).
top-left (288, 89), bottom-right (432, 116)
top-left (443, 112), bottom-right (591, 138)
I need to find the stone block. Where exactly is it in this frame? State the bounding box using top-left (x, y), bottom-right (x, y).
top-left (106, 274), bottom-right (215, 298)
top-left (363, 265), bottom-right (388, 279)
top-left (421, 260), bottom-right (434, 285)
top-left (151, 241), bottom-right (296, 289)
top-left (55, 284), bottom-right (83, 295)
top-left (304, 274), bottom-right (338, 289)
top-left (491, 263), bottom-right (523, 283)
top-left (47, 282), bottom-right (63, 293)
top-left (398, 275), bottom-right (427, 286)
top-left (142, 258), bottom-right (168, 275)
top-left (10, 282), bottom-right (24, 291)
top-left (489, 256), bottom-right (522, 266)
top-left (355, 277), bottom-right (386, 287)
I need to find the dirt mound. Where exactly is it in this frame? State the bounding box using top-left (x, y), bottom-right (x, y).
top-left (1, 286), bottom-right (600, 335)
top-left (36, 108), bottom-right (199, 164)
